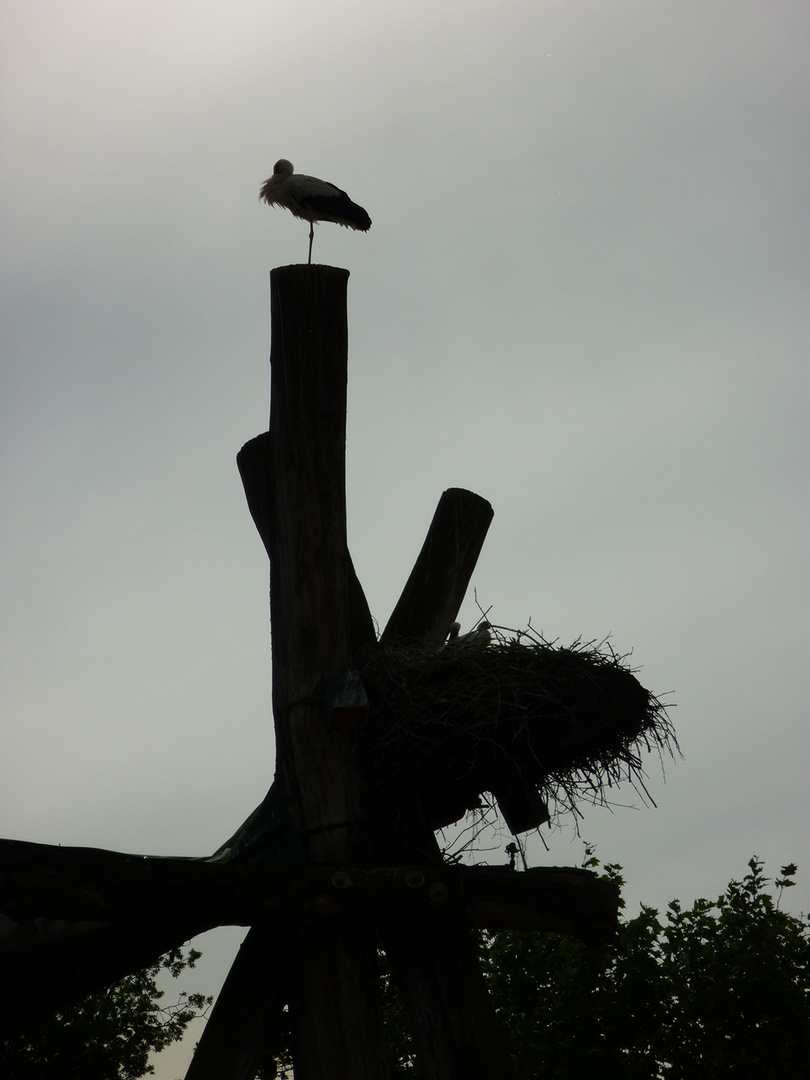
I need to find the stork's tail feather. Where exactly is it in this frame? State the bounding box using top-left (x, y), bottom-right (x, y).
top-left (305, 195), bottom-right (370, 232)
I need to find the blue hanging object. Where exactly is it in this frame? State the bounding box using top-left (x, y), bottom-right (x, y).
top-left (323, 669), bottom-right (369, 728)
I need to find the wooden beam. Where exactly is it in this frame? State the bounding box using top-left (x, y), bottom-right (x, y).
top-left (382, 487), bottom-right (494, 645)
top-left (0, 840), bottom-right (618, 940)
top-left (240, 264), bottom-right (387, 1080)
top-left (0, 911), bottom-right (209, 1028)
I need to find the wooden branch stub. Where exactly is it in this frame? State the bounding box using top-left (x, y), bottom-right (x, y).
top-left (382, 487), bottom-right (494, 645)
top-left (237, 430), bottom-right (376, 655)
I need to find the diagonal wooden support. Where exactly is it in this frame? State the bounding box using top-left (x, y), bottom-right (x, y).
top-left (382, 487), bottom-right (494, 645)
top-left (376, 503), bottom-right (516, 1080)
top-left (184, 926), bottom-right (293, 1080)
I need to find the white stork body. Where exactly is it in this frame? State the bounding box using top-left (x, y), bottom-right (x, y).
top-left (259, 159), bottom-right (371, 264)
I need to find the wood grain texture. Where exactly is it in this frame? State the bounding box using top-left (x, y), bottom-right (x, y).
top-left (249, 264), bottom-right (386, 1080)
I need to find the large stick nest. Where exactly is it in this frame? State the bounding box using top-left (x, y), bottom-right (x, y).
top-left (358, 626), bottom-right (677, 834)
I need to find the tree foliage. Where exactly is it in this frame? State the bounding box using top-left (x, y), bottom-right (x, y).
top-left (0, 946), bottom-right (211, 1080)
top-left (381, 853), bottom-right (810, 1079)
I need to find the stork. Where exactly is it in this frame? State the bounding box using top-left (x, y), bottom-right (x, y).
top-left (449, 622), bottom-right (492, 650)
top-left (259, 159), bottom-right (371, 264)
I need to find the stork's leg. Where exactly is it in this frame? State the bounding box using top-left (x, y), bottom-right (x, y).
top-left (308, 222), bottom-right (314, 265)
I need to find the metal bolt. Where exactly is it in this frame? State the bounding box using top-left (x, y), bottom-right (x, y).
top-left (429, 882), bottom-right (450, 903)
top-left (331, 870), bottom-right (351, 890)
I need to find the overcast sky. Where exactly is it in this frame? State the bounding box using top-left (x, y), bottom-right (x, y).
top-left (2, 1), bottom-right (808, 1074)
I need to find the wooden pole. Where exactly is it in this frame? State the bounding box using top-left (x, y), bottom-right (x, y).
top-left (384, 924), bottom-right (512, 1080)
top-left (264, 265), bottom-right (360, 851)
top-left (238, 264), bottom-right (387, 1080)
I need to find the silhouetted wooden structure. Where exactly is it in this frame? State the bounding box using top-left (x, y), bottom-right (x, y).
top-left (0, 266), bottom-right (675, 1078)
